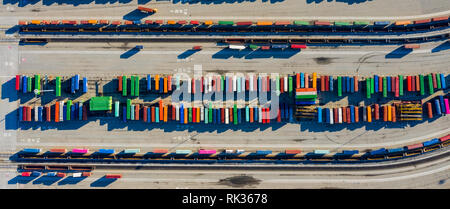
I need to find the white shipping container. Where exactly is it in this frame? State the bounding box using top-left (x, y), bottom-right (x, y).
top-left (232, 75), bottom-right (237, 92)
top-left (175, 105), bottom-right (179, 121)
top-left (204, 107), bottom-right (208, 124)
top-left (258, 107), bottom-right (263, 123)
top-left (35, 106), bottom-right (38, 121)
top-left (338, 108), bottom-right (343, 123)
top-left (249, 75), bottom-right (254, 91)
top-left (229, 45), bottom-right (246, 50)
top-left (200, 106), bottom-right (204, 121)
top-left (59, 101), bottom-right (64, 122)
top-left (284, 76), bottom-right (288, 92)
top-left (329, 109), bottom-right (334, 125)
top-left (73, 173), bottom-right (82, 178)
top-left (225, 108), bottom-right (229, 124)
top-left (187, 78), bottom-right (191, 94)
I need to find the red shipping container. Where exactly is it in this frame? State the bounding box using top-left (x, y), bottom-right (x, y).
top-left (414, 19), bottom-right (431, 24)
top-left (253, 76), bottom-right (257, 92)
top-left (407, 76), bottom-right (411, 91)
top-left (277, 108), bottom-right (281, 122)
top-left (228, 77), bottom-right (233, 93)
top-left (16, 75), bottom-right (20, 91)
top-left (135, 104), bottom-right (139, 120)
top-left (45, 106), bottom-right (51, 122)
top-left (143, 106), bottom-right (147, 122)
top-left (395, 77), bottom-right (399, 97)
top-left (172, 105), bottom-right (176, 121)
top-left (23, 106), bottom-right (27, 121)
top-left (325, 76), bottom-right (329, 91)
top-left (342, 107), bottom-right (347, 123)
top-left (407, 143), bottom-right (423, 150)
top-left (55, 103), bottom-right (59, 122)
top-left (267, 108), bottom-right (271, 123)
top-left (374, 104), bottom-right (380, 120)
top-left (155, 20), bottom-right (163, 24)
top-left (379, 76), bottom-right (383, 92)
top-left (200, 77), bottom-right (204, 93)
top-left (267, 76), bottom-right (270, 92)
top-left (245, 76), bottom-right (249, 91)
top-left (261, 76), bottom-right (266, 92)
top-left (321, 76), bottom-right (325, 91)
top-left (440, 134), bottom-right (450, 142)
top-left (27, 106), bottom-right (31, 121)
top-left (151, 107), bottom-right (155, 122)
top-left (193, 107), bottom-right (196, 123)
top-left (415, 75), bottom-right (420, 91)
top-left (118, 76), bottom-right (122, 91)
top-left (432, 16), bottom-right (449, 21)
top-left (190, 20), bottom-right (199, 25)
top-left (57, 173), bottom-right (66, 178)
top-left (82, 105), bottom-right (87, 120)
top-left (285, 150), bottom-right (301, 154)
top-left (334, 108), bottom-right (338, 124)
top-left (105, 174), bottom-right (122, 179)
top-left (280, 77), bottom-right (284, 93)
top-left (432, 73), bottom-right (437, 89)
top-left (22, 172), bottom-right (31, 177)
top-left (411, 76), bottom-right (416, 91)
top-left (221, 108), bottom-right (225, 123)
top-left (354, 106), bottom-right (359, 123)
top-left (145, 20), bottom-right (153, 24)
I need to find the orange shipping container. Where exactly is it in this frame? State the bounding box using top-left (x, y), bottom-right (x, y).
top-left (257, 21), bottom-right (273, 26)
top-left (204, 21), bottom-right (213, 25)
top-left (392, 106), bottom-right (396, 122)
top-left (55, 102), bottom-right (60, 122)
top-left (387, 105), bottom-right (392, 121)
top-left (159, 100), bottom-right (163, 120)
top-left (395, 20), bottom-right (411, 25)
top-left (354, 106), bottom-right (359, 123)
top-left (346, 107), bottom-right (351, 124)
top-left (135, 104), bottom-right (140, 120)
top-left (415, 75), bottom-right (420, 91)
top-left (342, 107), bottom-right (347, 123)
top-left (155, 75), bottom-right (160, 90)
top-left (163, 77), bottom-right (168, 93)
top-left (367, 106), bottom-right (372, 122)
top-left (354, 76), bottom-right (358, 92)
top-left (374, 104), bottom-right (380, 120)
top-left (427, 102), bottom-right (433, 118)
top-left (304, 74), bottom-right (309, 88)
top-left (383, 106), bottom-right (388, 122)
top-left (164, 106), bottom-right (168, 122)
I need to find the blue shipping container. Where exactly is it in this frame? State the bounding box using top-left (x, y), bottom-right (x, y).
top-left (374, 75), bottom-right (379, 93)
top-left (38, 106), bottom-right (43, 122)
top-left (300, 73), bottom-right (304, 88)
top-left (342, 150), bottom-right (359, 155)
top-left (256, 150), bottom-right (272, 155)
top-left (74, 75), bottom-right (79, 90)
top-left (387, 77), bottom-right (391, 92)
top-left (22, 76), bottom-right (27, 93)
top-left (289, 106), bottom-right (293, 122)
top-left (180, 104), bottom-right (184, 124)
top-left (317, 107), bottom-right (322, 123)
top-left (147, 75), bottom-right (151, 91)
top-left (439, 96), bottom-right (445, 115)
top-left (23, 148), bottom-right (41, 153)
top-left (374, 21), bottom-right (390, 25)
top-left (78, 103), bottom-right (83, 120)
top-left (434, 99), bottom-right (442, 115)
top-left (123, 106), bottom-right (127, 122)
top-left (423, 138), bottom-right (440, 147)
top-left (83, 77), bottom-right (88, 93)
top-left (19, 106), bottom-right (23, 122)
top-left (98, 149), bottom-right (115, 154)
top-left (387, 147), bottom-right (404, 153)
top-left (350, 106), bottom-right (355, 123)
top-left (440, 74), bottom-right (446, 89)
top-left (370, 148), bottom-right (386, 155)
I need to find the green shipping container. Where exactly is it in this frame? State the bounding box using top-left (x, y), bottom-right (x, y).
top-left (436, 73), bottom-right (441, 89)
top-left (337, 77), bottom-right (342, 97)
top-left (130, 76), bottom-right (135, 96)
top-left (188, 107), bottom-right (192, 123)
top-left (27, 76), bottom-right (32, 92)
top-left (221, 76), bottom-right (225, 92)
top-left (56, 77), bottom-right (61, 97)
top-left (127, 99), bottom-right (131, 120)
top-left (218, 20), bottom-right (234, 25)
top-left (428, 74), bottom-right (434, 95)
top-left (354, 21), bottom-right (370, 25)
top-left (371, 78), bottom-right (375, 94)
top-left (419, 75), bottom-right (425, 95)
top-left (208, 106), bottom-right (213, 123)
top-left (249, 44), bottom-right (259, 50)
top-left (295, 95), bottom-right (317, 99)
top-left (383, 77), bottom-right (387, 98)
top-left (122, 76), bottom-right (127, 96)
top-left (233, 104), bottom-right (238, 125)
top-left (135, 76), bottom-right (139, 96)
top-left (288, 76), bottom-right (293, 94)
top-left (334, 21), bottom-right (351, 26)
top-left (366, 79), bottom-right (371, 99)
top-left (399, 75), bottom-right (404, 96)
top-left (89, 96), bottom-right (112, 111)
top-left (34, 75), bottom-right (41, 95)
top-left (67, 100), bottom-right (72, 121)
top-left (294, 21), bottom-right (310, 26)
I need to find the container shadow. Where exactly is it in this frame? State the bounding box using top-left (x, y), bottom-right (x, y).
top-left (123, 9), bottom-right (153, 21)
top-left (58, 176), bottom-right (87, 185)
top-left (8, 175), bottom-right (38, 184)
top-left (177, 49), bottom-right (199, 59)
top-left (212, 48), bottom-right (300, 59)
top-left (385, 46), bottom-right (413, 59)
top-left (1, 78), bottom-right (18, 102)
top-left (120, 47), bottom-right (141, 59)
top-left (90, 176), bottom-right (117, 187)
top-left (431, 41), bottom-right (450, 53)
top-left (32, 176), bottom-right (62, 185)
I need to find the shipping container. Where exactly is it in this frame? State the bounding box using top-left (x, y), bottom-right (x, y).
top-left (72, 149), bottom-right (88, 154)
top-left (122, 76), bottom-right (127, 96)
top-left (105, 174), bottom-right (122, 179)
top-left (198, 149), bottom-right (217, 154)
top-left (98, 149), bottom-right (115, 154)
top-left (423, 138), bottom-right (440, 147)
top-left (124, 149), bottom-right (140, 154)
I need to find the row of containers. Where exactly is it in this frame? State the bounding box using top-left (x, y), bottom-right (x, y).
top-left (19, 101), bottom-right (88, 122)
top-left (121, 100), bottom-right (294, 124)
top-left (316, 100), bottom-right (449, 124)
top-left (18, 96), bottom-right (450, 124)
top-left (17, 134), bottom-right (450, 160)
top-left (115, 73), bottom-right (448, 97)
top-left (17, 16), bottom-right (450, 28)
top-left (16, 73), bottom-right (447, 98)
top-left (15, 75), bottom-right (87, 96)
